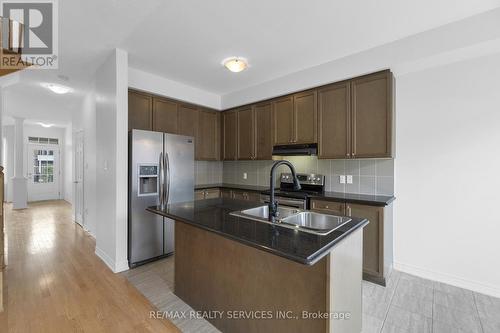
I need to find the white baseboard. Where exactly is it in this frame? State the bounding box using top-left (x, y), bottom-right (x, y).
top-left (95, 246), bottom-right (115, 271)
top-left (95, 246), bottom-right (129, 273)
top-left (114, 259), bottom-right (129, 273)
top-left (394, 262), bottom-right (500, 298)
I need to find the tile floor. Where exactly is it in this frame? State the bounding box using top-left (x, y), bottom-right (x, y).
top-left (122, 256), bottom-right (500, 333)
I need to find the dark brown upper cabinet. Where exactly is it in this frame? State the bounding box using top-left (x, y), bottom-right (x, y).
top-left (293, 90), bottom-right (317, 144)
top-left (178, 104), bottom-right (199, 156)
top-left (237, 106), bottom-right (255, 160)
top-left (254, 102), bottom-right (273, 160)
top-left (272, 96), bottom-right (294, 145)
top-left (318, 70), bottom-right (393, 159)
top-left (153, 97), bottom-right (178, 133)
top-left (128, 90), bottom-right (152, 131)
top-left (178, 104), bottom-right (199, 137)
top-left (272, 92), bottom-right (317, 146)
top-left (318, 81), bottom-right (351, 159)
top-left (351, 70), bottom-right (393, 158)
top-left (128, 90), bottom-right (221, 161)
top-left (223, 110), bottom-right (238, 160)
top-left (198, 109), bottom-right (220, 161)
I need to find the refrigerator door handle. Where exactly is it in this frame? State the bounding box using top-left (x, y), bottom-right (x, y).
top-left (164, 152), bottom-right (170, 205)
top-left (159, 152), bottom-right (164, 208)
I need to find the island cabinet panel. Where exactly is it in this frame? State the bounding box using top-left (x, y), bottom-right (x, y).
top-left (293, 90), bottom-right (317, 144)
top-left (222, 110), bottom-right (238, 160)
top-left (198, 109), bottom-right (220, 160)
top-left (254, 102), bottom-right (273, 160)
top-left (175, 222), bottom-right (328, 333)
top-left (152, 97), bottom-right (178, 133)
top-left (351, 71), bottom-right (393, 158)
top-left (128, 90), bottom-right (152, 131)
top-left (272, 96), bottom-right (294, 145)
top-left (237, 107), bottom-right (255, 160)
top-left (318, 82), bottom-right (351, 159)
top-left (347, 203), bottom-right (386, 284)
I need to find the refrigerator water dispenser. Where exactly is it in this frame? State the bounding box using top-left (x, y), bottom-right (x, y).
top-left (138, 164), bottom-right (159, 196)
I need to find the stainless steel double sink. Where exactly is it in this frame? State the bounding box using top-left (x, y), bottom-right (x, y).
top-left (230, 205), bottom-right (351, 235)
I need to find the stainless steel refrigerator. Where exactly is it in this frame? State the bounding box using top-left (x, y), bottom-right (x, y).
top-left (128, 129), bottom-right (194, 268)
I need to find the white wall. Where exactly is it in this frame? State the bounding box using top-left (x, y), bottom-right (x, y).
top-left (394, 53), bottom-right (500, 297)
top-left (129, 67), bottom-right (221, 110)
top-left (2, 125), bottom-right (14, 201)
top-left (64, 124), bottom-right (73, 205)
top-left (72, 90), bottom-right (98, 237)
top-left (95, 49), bottom-right (129, 273)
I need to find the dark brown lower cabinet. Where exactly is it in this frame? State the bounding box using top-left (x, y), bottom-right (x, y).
top-left (311, 199), bottom-right (393, 286)
top-left (196, 188), bottom-right (261, 203)
top-left (220, 189), bottom-right (232, 198)
top-left (227, 189), bottom-right (261, 202)
top-left (195, 188), bottom-right (221, 200)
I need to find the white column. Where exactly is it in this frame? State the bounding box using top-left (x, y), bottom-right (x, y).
top-left (12, 117), bottom-right (27, 209)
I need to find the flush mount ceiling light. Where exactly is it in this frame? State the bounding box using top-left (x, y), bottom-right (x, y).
top-left (41, 82), bottom-right (73, 94)
top-left (222, 57), bottom-right (248, 73)
top-left (38, 122), bottom-right (54, 128)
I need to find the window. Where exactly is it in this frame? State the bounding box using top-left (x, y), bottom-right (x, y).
top-left (33, 149), bottom-right (55, 183)
top-left (28, 137), bottom-right (59, 145)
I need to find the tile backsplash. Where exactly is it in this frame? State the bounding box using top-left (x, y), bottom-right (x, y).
top-left (195, 161), bottom-right (223, 185)
top-left (223, 157), bottom-right (394, 196)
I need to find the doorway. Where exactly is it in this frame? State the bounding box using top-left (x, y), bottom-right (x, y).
top-left (27, 144), bottom-right (61, 201)
top-left (74, 131), bottom-right (84, 226)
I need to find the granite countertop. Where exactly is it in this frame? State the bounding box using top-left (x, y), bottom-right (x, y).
top-left (147, 198), bottom-right (368, 266)
top-left (195, 183), bottom-right (395, 206)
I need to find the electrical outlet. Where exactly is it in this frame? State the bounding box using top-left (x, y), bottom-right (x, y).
top-left (339, 175), bottom-right (346, 184)
top-left (346, 175), bottom-right (353, 184)
top-left (243, 172), bottom-right (248, 180)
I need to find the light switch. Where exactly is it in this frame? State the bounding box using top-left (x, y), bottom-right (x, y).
top-left (346, 175), bottom-right (353, 184)
top-left (243, 172), bottom-right (248, 180)
top-left (339, 175), bottom-right (346, 184)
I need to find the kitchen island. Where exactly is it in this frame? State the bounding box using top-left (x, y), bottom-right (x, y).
top-left (147, 198), bottom-right (368, 333)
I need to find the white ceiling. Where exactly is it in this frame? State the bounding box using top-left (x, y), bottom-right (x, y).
top-left (121, 0), bottom-right (500, 94)
top-left (3, 0), bottom-right (500, 123)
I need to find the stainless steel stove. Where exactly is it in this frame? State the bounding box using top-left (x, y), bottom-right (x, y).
top-left (261, 173), bottom-right (325, 209)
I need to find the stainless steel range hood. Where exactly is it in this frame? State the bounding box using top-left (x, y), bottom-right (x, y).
top-left (272, 143), bottom-right (318, 156)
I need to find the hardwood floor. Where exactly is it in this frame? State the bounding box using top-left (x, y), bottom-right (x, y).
top-left (0, 200), bottom-right (179, 333)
